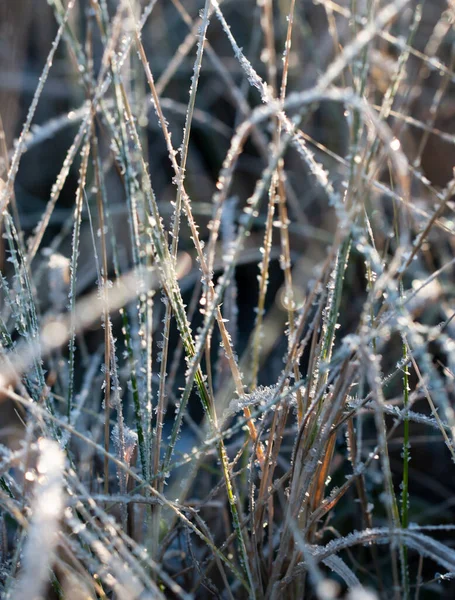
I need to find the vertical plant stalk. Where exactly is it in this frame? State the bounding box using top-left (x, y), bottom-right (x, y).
top-left (111, 78), bottom-right (150, 483)
top-left (401, 332), bottom-right (410, 599)
top-left (275, 0), bottom-right (303, 422)
top-left (250, 0), bottom-right (279, 391)
top-left (89, 113), bottom-right (111, 496)
top-left (216, 198), bottom-right (239, 390)
top-left (67, 137), bottom-right (90, 421)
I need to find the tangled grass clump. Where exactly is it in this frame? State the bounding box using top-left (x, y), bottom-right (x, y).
top-left (1, 0), bottom-right (455, 598)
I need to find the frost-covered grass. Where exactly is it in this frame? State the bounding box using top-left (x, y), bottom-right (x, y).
top-left (1, 0), bottom-right (455, 598)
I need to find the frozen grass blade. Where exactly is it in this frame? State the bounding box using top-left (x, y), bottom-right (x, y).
top-left (67, 137), bottom-right (90, 421)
